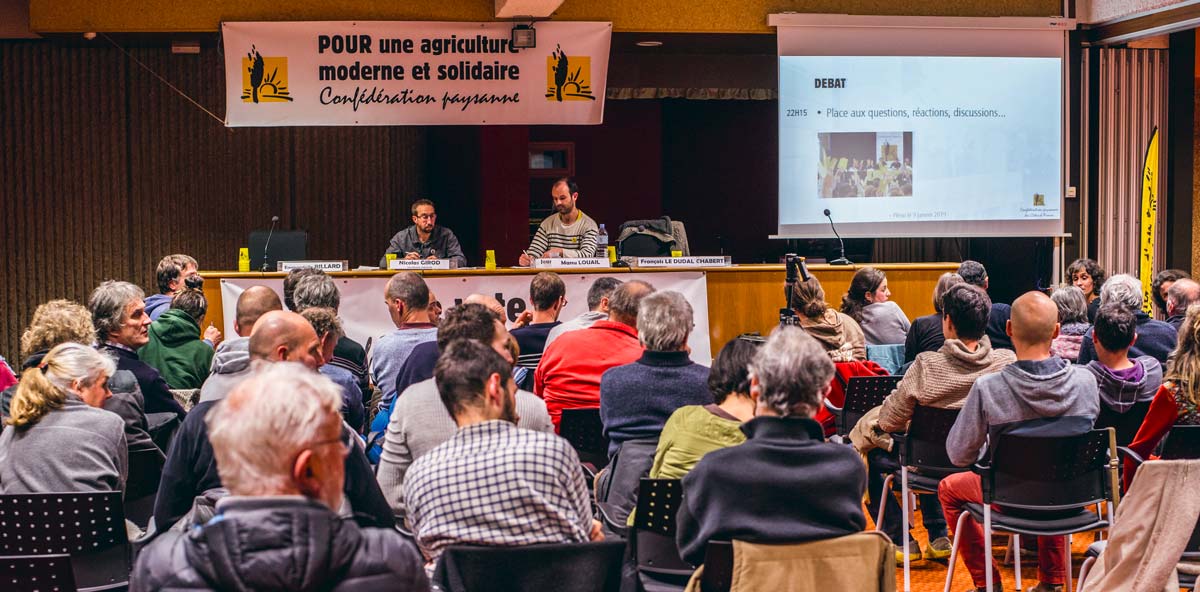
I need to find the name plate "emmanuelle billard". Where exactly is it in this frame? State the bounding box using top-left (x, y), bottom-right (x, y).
top-left (277, 260), bottom-right (348, 272)
top-left (531, 257), bottom-right (612, 269)
top-left (634, 256), bottom-right (731, 268)
top-left (388, 259), bottom-right (458, 270)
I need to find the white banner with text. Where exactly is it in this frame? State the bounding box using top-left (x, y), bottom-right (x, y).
top-left (222, 21), bottom-right (611, 126)
top-left (220, 272), bottom-right (712, 363)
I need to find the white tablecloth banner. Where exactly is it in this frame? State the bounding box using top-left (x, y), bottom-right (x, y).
top-left (223, 21), bottom-right (612, 126)
top-left (220, 272), bottom-right (712, 363)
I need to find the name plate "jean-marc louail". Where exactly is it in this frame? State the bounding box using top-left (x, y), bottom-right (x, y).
top-left (277, 260), bottom-right (348, 272)
top-left (388, 259), bottom-right (458, 270)
top-left (531, 257), bottom-right (612, 269)
top-left (634, 256), bottom-right (732, 268)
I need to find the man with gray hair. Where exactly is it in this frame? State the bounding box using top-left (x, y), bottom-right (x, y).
top-left (132, 364), bottom-right (426, 590)
top-left (1077, 273), bottom-right (1178, 365)
top-left (537, 280), bottom-right (656, 431)
top-left (675, 327), bottom-right (867, 566)
top-left (546, 276), bottom-right (623, 347)
top-left (1166, 278), bottom-right (1200, 330)
top-left (370, 272), bottom-right (438, 408)
top-left (90, 280), bottom-right (186, 418)
top-left (293, 273), bottom-right (370, 420)
top-left (600, 291), bottom-right (710, 455)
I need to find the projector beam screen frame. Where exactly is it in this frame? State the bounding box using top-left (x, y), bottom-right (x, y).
top-left (769, 14), bottom-right (1075, 240)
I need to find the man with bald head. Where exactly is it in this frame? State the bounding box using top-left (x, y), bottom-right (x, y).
top-left (938, 291), bottom-right (1099, 592)
top-left (234, 285), bottom-right (283, 337)
top-left (1166, 278), bottom-right (1200, 330)
top-left (203, 285), bottom-right (285, 404)
top-left (155, 310), bottom-right (393, 534)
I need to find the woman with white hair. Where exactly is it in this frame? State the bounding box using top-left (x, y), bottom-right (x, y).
top-left (1049, 285), bottom-right (1092, 362)
top-left (0, 342), bottom-right (128, 493)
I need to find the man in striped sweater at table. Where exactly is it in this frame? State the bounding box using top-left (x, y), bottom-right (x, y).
top-left (518, 177), bottom-right (600, 266)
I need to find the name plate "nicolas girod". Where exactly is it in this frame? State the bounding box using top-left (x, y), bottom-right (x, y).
top-left (532, 257), bottom-right (612, 269)
top-left (634, 256), bottom-right (732, 268)
top-left (277, 260), bottom-right (348, 272)
top-left (388, 259), bottom-right (457, 270)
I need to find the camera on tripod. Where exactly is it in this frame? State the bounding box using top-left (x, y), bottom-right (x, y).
top-left (780, 254), bottom-right (810, 328)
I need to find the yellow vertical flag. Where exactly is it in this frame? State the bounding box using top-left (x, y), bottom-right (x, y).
top-left (1139, 127), bottom-right (1159, 314)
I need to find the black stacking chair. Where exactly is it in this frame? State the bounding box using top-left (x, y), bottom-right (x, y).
top-left (875, 405), bottom-right (964, 591)
top-left (697, 541), bottom-right (733, 592)
top-left (825, 375), bottom-right (900, 438)
top-left (0, 492), bottom-right (131, 591)
top-left (123, 448), bottom-right (165, 528)
top-left (0, 554), bottom-right (77, 592)
top-left (943, 429), bottom-right (1114, 592)
top-left (561, 407), bottom-right (610, 470)
top-left (432, 540), bottom-right (625, 592)
top-left (628, 478), bottom-right (692, 591)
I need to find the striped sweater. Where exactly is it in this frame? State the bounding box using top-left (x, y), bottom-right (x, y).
top-left (524, 210), bottom-right (599, 258)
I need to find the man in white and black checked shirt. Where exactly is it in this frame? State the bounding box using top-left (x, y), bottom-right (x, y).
top-left (404, 339), bottom-right (602, 563)
top-left (518, 177), bottom-right (600, 266)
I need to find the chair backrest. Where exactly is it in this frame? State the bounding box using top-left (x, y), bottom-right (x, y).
top-left (432, 540), bottom-right (625, 592)
top-left (698, 541), bottom-right (733, 592)
top-left (124, 447), bottom-right (166, 528)
top-left (560, 407), bottom-right (609, 468)
top-left (0, 554), bottom-right (77, 592)
top-left (1095, 400), bottom-right (1152, 447)
top-left (631, 479), bottom-right (691, 575)
top-left (984, 429), bottom-right (1112, 512)
top-left (695, 532), bottom-right (894, 592)
top-left (838, 376), bottom-right (900, 436)
top-left (899, 405), bottom-right (963, 477)
top-left (0, 492), bottom-right (131, 590)
top-left (1161, 425), bottom-right (1200, 460)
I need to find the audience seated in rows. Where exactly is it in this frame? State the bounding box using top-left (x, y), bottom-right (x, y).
top-left (90, 280), bottom-right (187, 418)
top-left (1067, 257), bottom-right (1106, 322)
top-left (676, 327), bottom-right (867, 566)
top-left (291, 269), bottom-right (371, 410)
top-left (1123, 304), bottom-right (1200, 490)
top-left (939, 291), bottom-right (1100, 592)
top-left (1166, 278), bottom-right (1200, 331)
top-left (905, 272), bottom-right (964, 364)
top-left (1077, 274), bottom-right (1177, 365)
top-left (546, 276), bottom-right (622, 347)
top-left (957, 260), bottom-right (1013, 351)
top-left (201, 285), bottom-right (281, 403)
top-left (868, 283), bottom-right (1015, 562)
top-left (139, 288), bottom-right (215, 390)
top-left (1049, 285), bottom-right (1092, 362)
top-left (1151, 268), bottom-right (1191, 319)
top-left (650, 336), bottom-right (760, 480)
top-left (510, 272), bottom-right (565, 373)
top-left (300, 307), bottom-right (365, 433)
top-left (376, 303), bottom-right (553, 519)
top-left (144, 254), bottom-right (199, 321)
top-left (842, 266), bottom-right (911, 346)
top-left (0, 342), bottom-right (126, 494)
top-left (537, 280), bottom-right (655, 431)
top-left (405, 339), bottom-right (600, 566)
top-left (154, 310), bottom-right (393, 532)
top-left (600, 290), bottom-right (711, 456)
top-left (788, 274), bottom-right (866, 362)
top-left (370, 272), bottom-right (438, 409)
top-left (1085, 303), bottom-right (1162, 445)
top-left (132, 364), bottom-right (427, 591)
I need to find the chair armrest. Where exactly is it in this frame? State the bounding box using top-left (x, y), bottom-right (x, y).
top-left (1115, 446), bottom-right (1144, 466)
top-left (823, 398), bottom-right (843, 414)
top-left (596, 502), bottom-right (628, 539)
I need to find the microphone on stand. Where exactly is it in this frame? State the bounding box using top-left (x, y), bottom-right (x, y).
top-left (823, 209), bottom-right (852, 266)
top-left (261, 215), bottom-right (279, 272)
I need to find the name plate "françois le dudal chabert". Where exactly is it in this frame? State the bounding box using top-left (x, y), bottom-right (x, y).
top-left (532, 257), bottom-right (611, 269)
top-left (634, 256), bottom-right (731, 268)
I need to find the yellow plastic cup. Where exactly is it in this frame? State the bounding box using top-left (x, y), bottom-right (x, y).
top-left (384, 253), bottom-right (397, 269)
top-left (485, 250), bottom-right (497, 270)
top-left (607, 246), bottom-right (617, 263)
top-left (238, 248), bottom-right (250, 272)
top-left (671, 250), bottom-right (683, 258)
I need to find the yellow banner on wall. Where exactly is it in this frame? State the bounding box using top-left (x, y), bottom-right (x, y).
top-left (1139, 127), bottom-right (1159, 314)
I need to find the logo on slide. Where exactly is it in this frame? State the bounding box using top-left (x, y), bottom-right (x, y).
top-left (242, 45), bottom-right (293, 103)
top-left (1033, 193), bottom-right (1046, 206)
top-left (546, 44), bottom-right (596, 102)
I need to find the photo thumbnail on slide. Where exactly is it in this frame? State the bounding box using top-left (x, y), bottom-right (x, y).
top-left (818, 131), bottom-right (913, 198)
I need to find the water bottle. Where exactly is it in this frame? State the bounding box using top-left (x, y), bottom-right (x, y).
top-left (596, 223), bottom-right (608, 258)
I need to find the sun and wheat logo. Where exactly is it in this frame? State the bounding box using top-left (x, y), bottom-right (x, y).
top-left (546, 44), bottom-right (595, 102)
top-left (242, 45), bottom-right (293, 103)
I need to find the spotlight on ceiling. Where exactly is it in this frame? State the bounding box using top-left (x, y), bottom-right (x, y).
top-left (635, 40), bottom-right (663, 47)
top-left (511, 23), bottom-right (536, 49)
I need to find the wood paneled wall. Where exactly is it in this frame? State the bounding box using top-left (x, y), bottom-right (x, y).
top-left (0, 41), bottom-right (427, 362)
